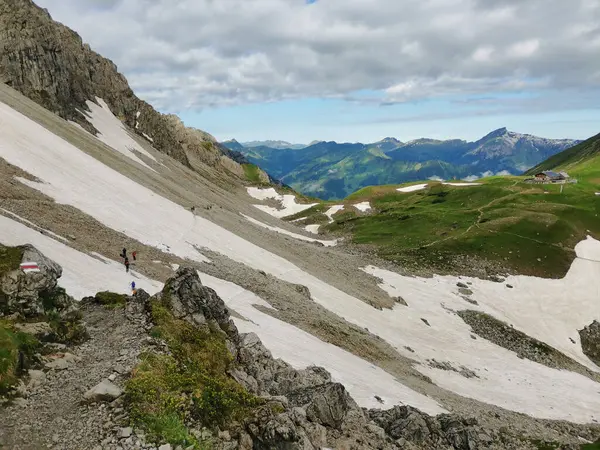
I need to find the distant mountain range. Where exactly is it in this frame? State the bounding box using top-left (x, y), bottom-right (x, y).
top-left (223, 128), bottom-right (581, 200)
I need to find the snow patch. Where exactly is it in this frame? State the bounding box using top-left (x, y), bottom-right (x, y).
top-left (200, 272), bottom-right (447, 414)
top-left (304, 224), bottom-right (321, 234)
top-left (324, 205), bottom-right (344, 222)
top-left (142, 132), bottom-right (154, 143)
top-left (79, 97), bottom-right (157, 171)
top-left (247, 187), bottom-right (318, 219)
top-left (241, 214), bottom-right (337, 247)
top-left (353, 202), bottom-right (371, 212)
top-left (442, 182), bottom-right (482, 187)
top-left (397, 183), bottom-right (428, 193)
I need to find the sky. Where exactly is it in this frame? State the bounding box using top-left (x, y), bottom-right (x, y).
top-left (35, 0), bottom-right (600, 144)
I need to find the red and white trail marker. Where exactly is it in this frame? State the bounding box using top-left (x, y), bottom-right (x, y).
top-left (20, 262), bottom-right (40, 273)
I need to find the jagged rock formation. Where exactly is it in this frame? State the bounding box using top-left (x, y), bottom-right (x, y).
top-left (149, 267), bottom-right (539, 450)
top-left (0, 244), bottom-right (75, 317)
top-left (0, 0), bottom-right (247, 177)
top-left (580, 320), bottom-right (600, 367)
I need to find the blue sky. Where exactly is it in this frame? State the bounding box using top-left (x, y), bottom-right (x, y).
top-left (180, 95), bottom-right (600, 144)
top-left (36, 0), bottom-right (600, 144)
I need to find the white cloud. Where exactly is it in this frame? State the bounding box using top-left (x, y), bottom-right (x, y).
top-left (472, 46), bottom-right (495, 62)
top-left (33, 0), bottom-right (600, 110)
top-left (508, 39), bottom-right (541, 58)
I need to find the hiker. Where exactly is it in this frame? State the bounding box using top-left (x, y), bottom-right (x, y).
top-left (130, 281), bottom-right (136, 295)
top-left (124, 257), bottom-right (130, 273)
top-left (132, 251), bottom-right (137, 261)
top-left (120, 248), bottom-right (127, 259)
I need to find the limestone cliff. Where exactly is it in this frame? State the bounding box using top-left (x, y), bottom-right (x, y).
top-left (0, 0), bottom-right (247, 177)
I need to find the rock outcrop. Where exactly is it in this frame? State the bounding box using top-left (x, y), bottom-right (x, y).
top-left (580, 320), bottom-right (600, 367)
top-left (0, 0), bottom-right (247, 178)
top-left (0, 244), bottom-right (75, 317)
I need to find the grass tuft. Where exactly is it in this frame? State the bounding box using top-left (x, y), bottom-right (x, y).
top-left (0, 321), bottom-right (40, 394)
top-left (94, 291), bottom-right (128, 309)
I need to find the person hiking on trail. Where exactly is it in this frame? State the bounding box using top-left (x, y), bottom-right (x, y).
top-left (132, 251), bottom-right (137, 261)
top-left (120, 248), bottom-right (127, 259)
top-left (124, 257), bottom-right (130, 273)
top-left (130, 281), bottom-right (136, 295)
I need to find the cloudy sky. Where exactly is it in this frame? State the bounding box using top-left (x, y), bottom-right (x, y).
top-left (36, 0), bottom-right (600, 144)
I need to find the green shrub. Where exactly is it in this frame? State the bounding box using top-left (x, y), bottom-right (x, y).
top-left (242, 164), bottom-right (262, 183)
top-left (0, 245), bottom-right (23, 278)
top-left (94, 291), bottom-right (127, 308)
top-left (125, 299), bottom-right (261, 448)
top-left (47, 310), bottom-right (88, 344)
top-left (0, 322), bottom-right (40, 393)
top-left (39, 286), bottom-right (68, 312)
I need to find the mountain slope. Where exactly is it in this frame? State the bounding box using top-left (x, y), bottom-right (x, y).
top-left (0, 0), bottom-right (248, 180)
top-left (225, 129), bottom-right (580, 199)
top-left (526, 132), bottom-right (600, 174)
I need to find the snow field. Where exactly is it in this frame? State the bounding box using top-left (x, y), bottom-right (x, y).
top-left (397, 183), bottom-right (428, 193)
top-left (361, 245), bottom-right (600, 423)
top-left (73, 97), bottom-right (157, 172)
top-left (199, 273), bottom-right (447, 414)
top-left (241, 213), bottom-right (337, 247)
top-left (0, 213), bottom-right (444, 414)
top-left (4, 99), bottom-right (600, 422)
top-left (246, 187), bottom-right (318, 218)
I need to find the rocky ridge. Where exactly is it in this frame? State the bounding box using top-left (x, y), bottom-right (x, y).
top-left (0, 0), bottom-right (250, 179)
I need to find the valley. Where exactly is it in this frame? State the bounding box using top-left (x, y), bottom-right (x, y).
top-left (224, 129), bottom-right (580, 200)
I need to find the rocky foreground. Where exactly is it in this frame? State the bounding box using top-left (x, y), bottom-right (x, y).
top-left (0, 244), bottom-right (597, 449)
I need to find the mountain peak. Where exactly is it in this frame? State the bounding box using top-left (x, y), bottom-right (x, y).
top-left (483, 127), bottom-right (509, 139)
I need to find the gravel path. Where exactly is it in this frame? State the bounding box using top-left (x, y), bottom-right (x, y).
top-left (0, 303), bottom-right (147, 450)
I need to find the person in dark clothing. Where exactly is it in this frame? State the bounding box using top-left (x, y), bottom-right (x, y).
top-left (124, 257), bottom-right (130, 273)
top-left (120, 248), bottom-right (127, 259)
top-left (132, 251), bottom-right (137, 261)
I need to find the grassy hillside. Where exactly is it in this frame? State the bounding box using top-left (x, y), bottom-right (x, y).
top-left (290, 177), bottom-right (600, 278)
top-left (526, 133), bottom-right (600, 174)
